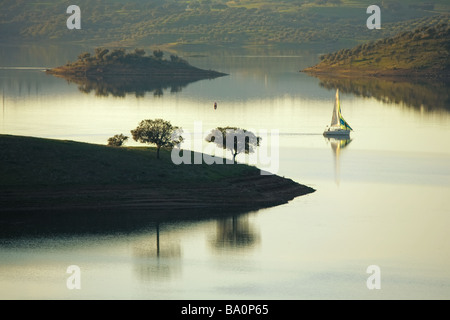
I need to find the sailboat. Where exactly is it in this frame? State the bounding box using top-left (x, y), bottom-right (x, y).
top-left (323, 89), bottom-right (353, 137)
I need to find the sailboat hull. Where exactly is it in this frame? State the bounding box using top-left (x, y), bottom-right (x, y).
top-left (323, 128), bottom-right (351, 137)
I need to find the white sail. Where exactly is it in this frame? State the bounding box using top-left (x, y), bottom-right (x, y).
top-left (324, 89), bottom-right (353, 137)
top-left (330, 89), bottom-right (340, 128)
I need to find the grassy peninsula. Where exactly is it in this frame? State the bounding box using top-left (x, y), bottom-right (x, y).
top-left (303, 24), bottom-right (450, 79)
top-left (46, 48), bottom-right (226, 80)
top-left (0, 135), bottom-right (314, 222)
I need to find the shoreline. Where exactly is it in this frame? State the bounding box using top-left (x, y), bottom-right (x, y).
top-left (0, 176), bottom-right (314, 236)
top-left (0, 135), bottom-right (315, 226)
top-left (1, 175), bottom-right (314, 215)
top-left (302, 66), bottom-right (450, 82)
top-left (46, 65), bottom-right (227, 80)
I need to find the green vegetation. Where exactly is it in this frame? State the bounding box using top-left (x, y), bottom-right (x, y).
top-left (1, 0), bottom-right (449, 47)
top-left (304, 23), bottom-right (450, 78)
top-left (46, 47), bottom-right (225, 79)
top-left (205, 127), bottom-right (261, 164)
top-left (0, 135), bottom-right (314, 217)
top-left (130, 119), bottom-right (183, 159)
top-left (107, 134), bottom-right (129, 147)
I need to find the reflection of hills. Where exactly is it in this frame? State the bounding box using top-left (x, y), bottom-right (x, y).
top-left (55, 74), bottom-right (208, 97)
top-left (317, 76), bottom-right (450, 112)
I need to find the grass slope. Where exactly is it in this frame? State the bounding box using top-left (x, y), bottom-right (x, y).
top-left (0, 135), bottom-right (246, 187)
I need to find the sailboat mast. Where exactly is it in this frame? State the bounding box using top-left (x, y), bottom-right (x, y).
top-left (335, 89), bottom-right (340, 122)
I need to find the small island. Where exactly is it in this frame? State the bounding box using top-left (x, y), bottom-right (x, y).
top-left (303, 24), bottom-right (450, 80)
top-left (46, 47), bottom-right (227, 80)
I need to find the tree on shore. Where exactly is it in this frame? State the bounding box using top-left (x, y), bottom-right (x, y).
top-left (134, 48), bottom-right (146, 57)
top-left (77, 52), bottom-right (91, 62)
top-left (107, 134), bottom-right (128, 147)
top-left (153, 49), bottom-right (164, 60)
top-left (94, 48), bottom-right (110, 61)
top-left (131, 119), bottom-right (183, 159)
top-left (205, 127), bottom-right (261, 163)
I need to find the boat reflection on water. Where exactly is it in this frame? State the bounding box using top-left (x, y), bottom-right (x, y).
top-left (325, 136), bottom-right (352, 185)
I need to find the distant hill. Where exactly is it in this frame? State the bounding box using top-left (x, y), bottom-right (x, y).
top-left (1, 0), bottom-right (449, 47)
top-left (303, 23), bottom-right (450, 79)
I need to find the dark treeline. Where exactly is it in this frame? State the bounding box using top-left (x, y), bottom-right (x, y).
top-left (67, 47), bottom-right (188, 68)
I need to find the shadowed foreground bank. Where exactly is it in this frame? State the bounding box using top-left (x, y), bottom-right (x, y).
top-left (0, 135), bottom-right (314, 233)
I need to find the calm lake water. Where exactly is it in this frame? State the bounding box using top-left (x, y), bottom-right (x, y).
top-left (0, 45), bottom-right (449, 299)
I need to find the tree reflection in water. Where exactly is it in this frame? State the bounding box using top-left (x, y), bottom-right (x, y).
top-left (210, 214), bottom-right (260, 251)
top-left (133, 222), bottom-right (182, 281)
top-left (54, 74), bottom-right (209, 98)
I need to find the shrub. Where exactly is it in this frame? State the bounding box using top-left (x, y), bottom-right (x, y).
top-left (107, 134), bottom-right (129, 147)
